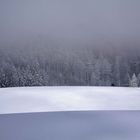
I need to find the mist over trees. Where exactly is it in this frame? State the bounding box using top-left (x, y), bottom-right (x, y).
top-left (0, 0), bottom-right (140, 87)
top-left (0, 43), bottom-right (140, 88)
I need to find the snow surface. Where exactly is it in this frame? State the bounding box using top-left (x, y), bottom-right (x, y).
top-left (1, 111), bottom-right (140, 140)
top-left (0, 86), bottom-right (140, 114)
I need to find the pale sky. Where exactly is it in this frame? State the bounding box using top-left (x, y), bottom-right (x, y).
top-left (0, 0), bottom-right (140, 48)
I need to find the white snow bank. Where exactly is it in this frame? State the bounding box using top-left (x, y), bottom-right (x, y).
top-left (0, 86), bottom-right (140, 114)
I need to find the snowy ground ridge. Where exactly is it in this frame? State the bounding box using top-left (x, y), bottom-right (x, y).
top-left (0, 86), bottom-right (140, 114)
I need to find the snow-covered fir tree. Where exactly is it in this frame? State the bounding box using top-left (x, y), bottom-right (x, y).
top-left (137, 73), bottom-right (140, 87)
top-left (130, 73), bottom-right (138, 87)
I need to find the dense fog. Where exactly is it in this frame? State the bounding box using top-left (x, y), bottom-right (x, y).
top-left (0, 0), bottom-right (140, 87)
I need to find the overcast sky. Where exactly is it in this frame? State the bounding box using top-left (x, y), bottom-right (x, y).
top-left (0, 0), bottom-right (140, 47)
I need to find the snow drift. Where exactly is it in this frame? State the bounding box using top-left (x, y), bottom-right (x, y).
top-left (0, 86), bottom-right (140, 114)
top-left (0, 111), bottom-right (140, 140)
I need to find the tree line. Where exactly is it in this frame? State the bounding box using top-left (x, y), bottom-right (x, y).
top-left (0, 45), bottom-right (140, 88)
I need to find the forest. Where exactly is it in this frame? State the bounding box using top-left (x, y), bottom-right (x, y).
top-left (0, 43), bottom-right (140, 88)
top-left (1, 0), bottom-right (140, 88)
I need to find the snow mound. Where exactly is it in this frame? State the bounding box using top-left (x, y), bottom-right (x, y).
top-left (0, 86), bottom-right (140, 114)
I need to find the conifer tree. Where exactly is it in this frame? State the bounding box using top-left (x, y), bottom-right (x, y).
top-left (130, 73), bottom-right (138, 87)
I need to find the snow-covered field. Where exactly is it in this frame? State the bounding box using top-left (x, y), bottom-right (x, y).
top-left (1, 111), bottom-right (140, 140)
top-left (0, 87), bottom-right (140, 140)
top-left (0, 86), bottom-right (140, 114)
